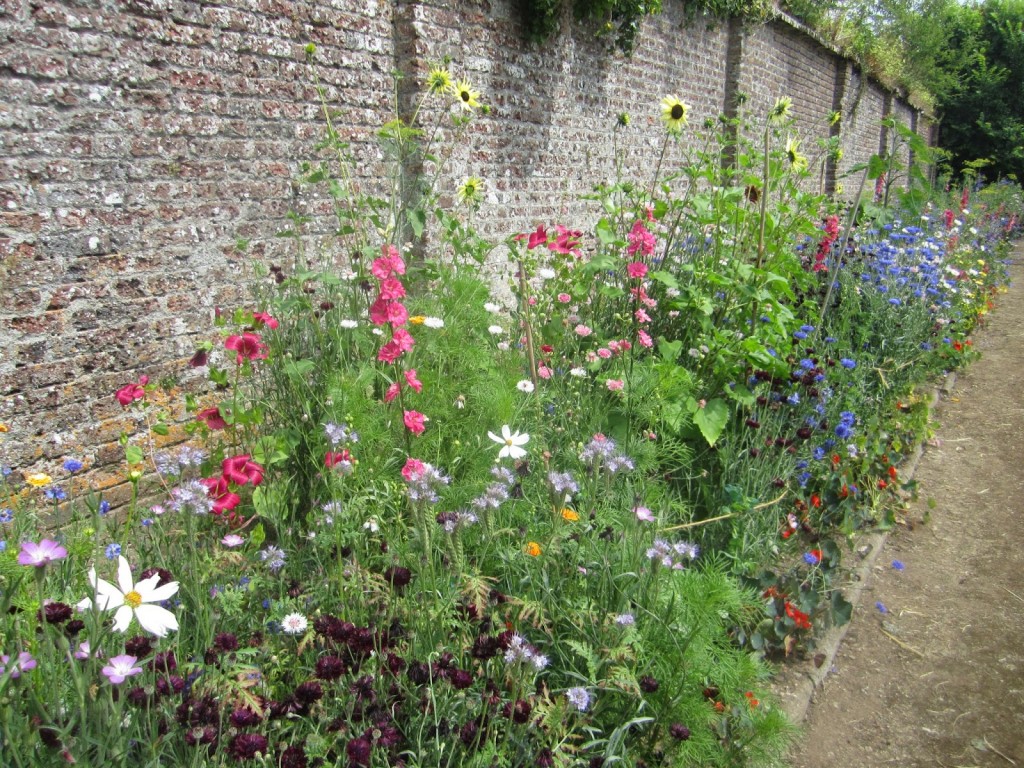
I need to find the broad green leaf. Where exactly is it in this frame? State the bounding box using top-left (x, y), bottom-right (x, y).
top-left (693, 398), bottom-right (729, 446)
top-left (125, 445), bottom-right (145, 465)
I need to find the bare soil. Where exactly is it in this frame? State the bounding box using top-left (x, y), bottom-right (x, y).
top-left (786, 247), bottom-right (1024, 768)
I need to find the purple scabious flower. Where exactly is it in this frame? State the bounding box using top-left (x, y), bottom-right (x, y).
top-left (566, 686), bottom-right (591, 712)
top-left (259, 545), bottom-right (286, 572)
top-left (547, 471), bottom-right (579, 495)
top-left (170, 479), bottom-right (216, 515)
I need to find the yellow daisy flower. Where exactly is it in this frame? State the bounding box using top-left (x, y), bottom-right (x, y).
top-left (454, 80), bottom-right (481, 111)
top-left (409, 315), bottom-right (426, 325)
top-left (660, 96), bottom-right (688, 133)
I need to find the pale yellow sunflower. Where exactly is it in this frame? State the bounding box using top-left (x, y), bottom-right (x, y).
top-left (457, 176), bottom-right (484, 206)
top-left (426, 66), bottom-right (453, 95)
top-left (453, 80), bottom-right (481, 111)
top-left (660, 96), bottom-right (689, 133)
top-left (784, 137), bottom-right (808, 171)
top-left (769, 96), bottom-right (793, 125)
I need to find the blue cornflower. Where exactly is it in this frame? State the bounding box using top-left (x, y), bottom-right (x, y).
top-left (834, 423), bottom-right (853, 439)
top-left (63, 459), bottom-right (84, 473)
top-left (888, 297), bottom-right (902, 306)
top-left (875, 601), bottom-right (888, 614)
top-left (803, 551), bottom-right (821, 566)
top-left (800, 325), bottom-right (815, 333)
top-left (799, 358), bottom-right (815, 371)
top-left (840, 358), bottom-right (856, 369)
top-left (44, 487), bottom-right (67, 502)
top-left (0, 541), bottom-right (5, 552)
top-left (891, 560), bottom-right (905, 571)
top-left (0, 508), bottom-right (12, 524)
top-left (824, 336), bottom-right (837, 344)
top-left (98, 500), bottom-right (111, 516)
top-left (141, 518), bottom-right (154, 527)
top-left (812, 447), bottom-right (826, 461)
top-left (793, 331), bottom-right (808, 340)
top-left (787, 393), bottom-right (801, 406)
top-left (105, 543), bottom-right (122, 560)
top-left (798, 472), bottom-right (811, 488)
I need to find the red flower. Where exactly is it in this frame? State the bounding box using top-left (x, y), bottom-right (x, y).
top-left (224, 333), bottom-right (267, 364)
top-left (548, 225), bottom-right (581, 257)
top-left (115, 375), bottom-right (149, 407)
top-left (514, 224), bottom-right (548, 250)
top-left (196, 407), bottom-right (227, 430)
top-left (785, 601), bottom-right (812, 630)
top-left (403, 410), bottom-right (427, 435)
top-left (251, 311), bottom-right (279, 329)
top-left (221, 454), bottom-right (264, 487)
top-left (201, 476), bottom-right (241, 515)
top-left (324, 450), bottom-right (353, 469)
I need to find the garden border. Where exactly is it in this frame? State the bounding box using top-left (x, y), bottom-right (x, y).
top-left (770, 370), bottom-right (958, 724)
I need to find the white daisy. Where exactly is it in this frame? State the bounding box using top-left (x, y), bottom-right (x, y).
top-left (516, 380), bottom-right (535, 393)
top-left (423, 316), bottom-right (445, 328)
top-left (488, 325), bottom-right (504, 335)
top-left (281, 612), bottom-right (309, 635)
top-left (77, 556), bottom-right (179, 638)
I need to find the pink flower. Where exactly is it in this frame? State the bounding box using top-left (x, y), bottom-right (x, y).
top-left (637, 330), bottom-right (653, 348)
top-left (221, 455), bottom-right (264, 487)
top-left (0, 652), bottom-right (37, 678)
top-left (634, 506), bottom-right (656, 523)
top-left (626, 221), bottom-right (655, 257)
top-left (574, 324), bottom-right (592, 337)
top-left (17, 539), bottom-right (68, 567)
top-left (634, 308), bottom-right (651, 323)
top-left (378, 340), bottom-right (403, 364)
top-left (115, 375), bottom-right (149, 407)
top-left (537, 365), bottom-right (553, 380)
top-left (196, 407), bottom-right (227, 430)
top-left (404, 410), bottom-right (427, 435)
top-left (626, 261), bottom-right (648, 279)
top-left (251, 311), bottom-right (279, 329)
top-left (385, 301), bottom-right (408, 326)
top-left (102, 654), bottom-right (144, 685)
top-left (371, 246), bottom-right (406, 279)
top-left (201, 476), bottom-right (242, 516)
top-left (597, 348), bottom-right (612, 359)
top-left (392, 328), bottom-right (415, 352)
top-left (369, 297), bottom-right (392, 326)
top-left (324, 450), bottom-right (353, 469)
top-left (225, 333), bottom-right (267, 364)
top-left (606, 379), bottom-right (624, 391)
top-left (557, 293), bottom-right (572, 303)
top-left (514, 224), bottom-right (548, 250)
top-left (548, 225), bottom-right (582, 257)
top-left (943, 208), bottom-right (955, 229)
top-left (221, 534), bottom-right (245, 548)
top-left (404, 369), bottom-right (423, 393)
top-left (401, 457), bottom-right (426, 482)
top-left (378, 277), bottom-right (406, 301)
top-left (618, 339), bottom-right (632, 351)
top-left (384, 381), bottom-right (401, 403)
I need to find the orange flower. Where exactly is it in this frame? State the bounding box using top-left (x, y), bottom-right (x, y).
top-left (525, 541), bottom-right (542, 557)
top-left (561, 508), bottom-right (579, 522)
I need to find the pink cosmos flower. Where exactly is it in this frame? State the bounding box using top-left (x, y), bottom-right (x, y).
top-left (557, 293), bottom-right (571, 303)
top-left (221, 455), bottom-right (264, 487)
top-left (404, 410), bottom-right (427, 435)
top-left (115, 375), bottom-right (149, 407)
top-left (251, 311), bottom-right (279, 329)
top-left (401, 457), bottom-right (426, 482)
top-left (384, 381), bottom-right (402, 403)
top-left (224, 333), bottom-right (267, 365)
top-left (378, 277), bottom-right (406, 301)
top-left (196, 407), bottom-right (227, 430)
top-left (626, 262), bottom-right (648, 279)
top-left (626, 221), bottom-right (655, 257)
top-left (606, 379), bottom-right (624, 392)
top-left (634, 506), bottom-right (656, 523)
top-left (102, 654), bottom-right (144, 685)
top-left (18, 539), bottom-right (68, 567)
top-left (404, 369), bottom-right (423, 393)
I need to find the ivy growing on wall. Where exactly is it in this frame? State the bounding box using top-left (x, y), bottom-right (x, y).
top-left (519, 0), bottom-right (771, 53)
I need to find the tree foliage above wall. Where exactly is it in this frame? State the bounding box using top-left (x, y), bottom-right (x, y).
top-left (518, 0), bottom-right (770, 53)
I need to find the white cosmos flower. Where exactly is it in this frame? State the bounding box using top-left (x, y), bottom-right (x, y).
top-left (77, 556), bottom-right (179, 637)
top-left (487, 425), bottom-right (530, 460)
top-left (516, 379), bottom-right (535, 393)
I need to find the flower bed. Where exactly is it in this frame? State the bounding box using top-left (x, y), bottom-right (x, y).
top-left (0, 62), bottom-right (1019, 767)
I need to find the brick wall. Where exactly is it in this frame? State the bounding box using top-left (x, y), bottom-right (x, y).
top-left (0, 0), bottom-right (930, 503)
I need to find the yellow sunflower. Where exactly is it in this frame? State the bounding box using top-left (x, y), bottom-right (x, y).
top-left (453, 80), bottom-right (481, 111)
top-left (784, 137), bottom-right (808, 171)
top-left (426, 66), bottom-right (453, 95)
top-left (660, 96), bottom-right (688, 133)
top-left (769, 96), bottom-right (793, 124)
top-left (457, 176), bottom-right (484, 206)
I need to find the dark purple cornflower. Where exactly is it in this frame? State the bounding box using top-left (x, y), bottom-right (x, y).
top-left (294, 681), bottom-right (324, 706)
top-left (383, 566), bottom-right (412, 591)
top-left (230, 708), bottom-right (262, 728)
top-left (125, 636), bottom-right (154, 659)
top-left (346, 736), bottom-right (372, 767)
top-left (41, 601), bottom-right (72, 624)
top-left (670, 723), bottom-right (691, 740)
top-left (279, 745), bottom-right (308, 768)
top-left (315, 655), bottom-right (346, 681)
top-left (229, 732), bottom-right (269, 760)
top-left (213, 632), bottom-right (239, 652)
top-left (639, 675), bottom-right (659, 693)
top-left (450, 669), bottom-right (474, 690)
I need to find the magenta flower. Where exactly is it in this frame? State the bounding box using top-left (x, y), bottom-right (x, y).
top-left (224, 333), bottom-right (267, 364)
top-left (0, 651), bottom-right (37, 678)
top-left (17, 539), bottom-right (68, 567)
top-left (626, 261), bottom-right (648, 279)
top-left (251, 311), bottom-right (279, 329)
top-left (404, 410), bottom-right (428, 436)
top-left (384, 382), bottom-right (402, 403)
top-left (196, 407), bottom-right (228, 430)
top-left (102, 654), bottom-right (144, 684)
top-left (626, 221), bottom-right (655, 257)
top-left (115, 375), bottom-right (149, 407)
top-left (404, 369), bottom-right (423, 393)
top-left (221, 455), bottom-right (264, 487)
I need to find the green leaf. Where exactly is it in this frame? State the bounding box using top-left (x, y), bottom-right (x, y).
top-left (830, 590), bottom-right (853, 626)
top-left (693, 398), bottom-right (729, 446)
top-left (250, 522), bottom-right (266, 551)
top-left (407, 208), bottom-right (426, 238)
top-left (867, 154), bottom-right (888, 180)
top-left (151, 423), bottom-right (170, 437)
top-left (283, 359), bottom-right (316, 379)
top-left (124, 445), bottom-right (145, 464)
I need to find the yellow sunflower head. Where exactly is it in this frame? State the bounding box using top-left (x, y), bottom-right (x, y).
top-left (458, 176), bottom-right (484, 206)
top-left (660, 96), bottom-right (689, 133)
top-left (769, 96), bottom-right (793, 125)
top-left (426, 66), bottom-right (453, 95)
top-left (454, 80), bottom-right (481, 111)
top-left (784, 137), bottom-right (808, 171)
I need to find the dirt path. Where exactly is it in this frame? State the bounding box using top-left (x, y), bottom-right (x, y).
top-left (786, 246), bottom-right (1024, 768)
